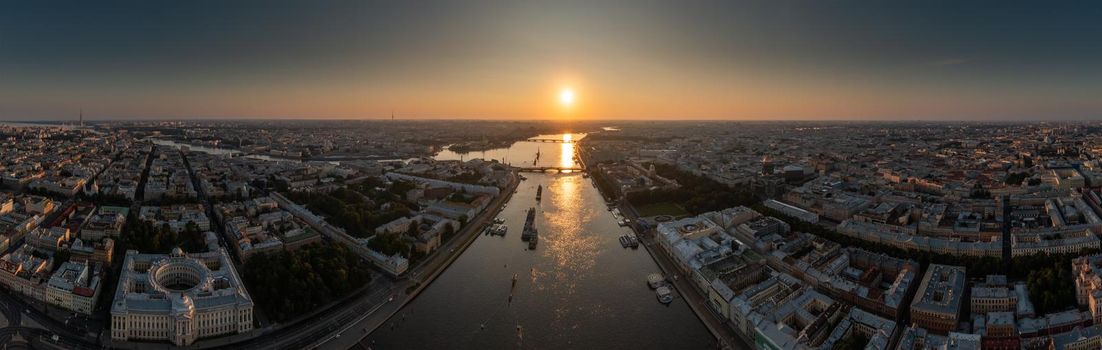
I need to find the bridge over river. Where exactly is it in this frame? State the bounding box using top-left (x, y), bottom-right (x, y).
top-left (526, 138), bottom-right (574, 143)
top-left (516, 166), bottom-right (586, 172)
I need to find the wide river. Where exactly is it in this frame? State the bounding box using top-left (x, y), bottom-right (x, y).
top-left (363, 134), bottom-right (714, 349)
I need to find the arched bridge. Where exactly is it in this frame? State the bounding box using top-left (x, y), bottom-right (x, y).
top-left (527, 138), bottom-right (573, 143)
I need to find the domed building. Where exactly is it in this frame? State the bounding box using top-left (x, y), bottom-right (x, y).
top-left (110, 247), bottom-right (253, 346)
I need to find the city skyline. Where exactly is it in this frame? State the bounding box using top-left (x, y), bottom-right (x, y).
top-left (4, 1), bottom-right (1102, 121)
top-left (6, 116), bottom-right (1102, 349)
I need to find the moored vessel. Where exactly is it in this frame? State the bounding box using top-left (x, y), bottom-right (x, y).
top-left (656, 286), bottom-right (674, 304)
top-left (647, 273), bottom-right (665, 289)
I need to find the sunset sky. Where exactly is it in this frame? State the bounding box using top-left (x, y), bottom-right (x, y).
top-left (2, 1), bottom-right (1102, 120)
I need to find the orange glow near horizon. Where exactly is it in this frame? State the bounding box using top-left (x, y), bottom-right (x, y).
top-left (38, 64), bottom-right (1088, 122)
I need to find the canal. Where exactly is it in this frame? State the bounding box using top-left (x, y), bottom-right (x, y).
top-left (363, 134), bottom-right (715, 349)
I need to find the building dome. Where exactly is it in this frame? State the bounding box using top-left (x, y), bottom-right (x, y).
top-left (170, 293), bottom-right (195, 317)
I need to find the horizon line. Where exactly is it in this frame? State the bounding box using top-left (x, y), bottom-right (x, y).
top-left (3, 116), bottom-right (1102, 123)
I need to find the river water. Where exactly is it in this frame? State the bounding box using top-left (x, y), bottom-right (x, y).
top-left (364, 134), bottom-right (714, 349)
top-left (148, 138), bottom-right (297, 163)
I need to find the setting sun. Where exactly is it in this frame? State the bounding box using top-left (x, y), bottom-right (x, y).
top-left (558, 88), bottom-right (575, 107)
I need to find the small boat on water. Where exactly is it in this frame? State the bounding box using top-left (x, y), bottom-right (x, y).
top-left (535, 185), bottom-right (543, 201)
top-left (619, 235), bottom-right (639, 248)
top-left (656, 286), bottom-right (674, 304)
top-left (647, 273), bottom-right (666, 289)
top-left (485, 224), bottom-right (508, 236)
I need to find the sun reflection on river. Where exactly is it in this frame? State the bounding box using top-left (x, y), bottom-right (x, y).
top-left (538, 174), bottom-right (600, 297)
top-left (560, 133), bottom-right (575, 169)
top-left (369, 133), bottom-right (716, 350)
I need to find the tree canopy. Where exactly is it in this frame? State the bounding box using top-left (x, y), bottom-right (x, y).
top-left (241, 243), bottom-right (373, 323)
top-left (285, 187), bottom-right (411, 237)
top-left (122, 219), bottom-right (206, 254)
top-left (367, 233), bottom-right (410, 257)
top-left (627, 163), bottom-right (759, 215)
